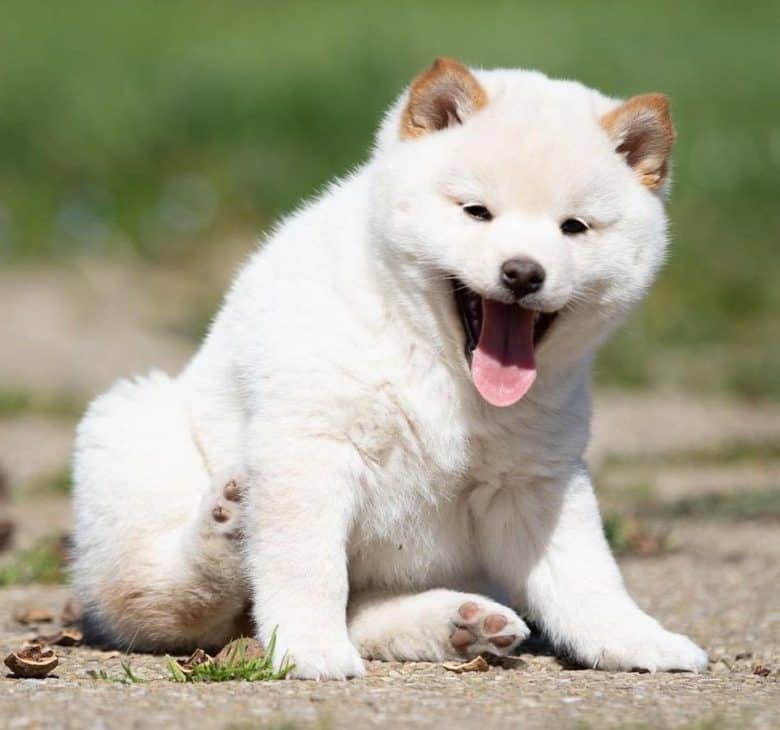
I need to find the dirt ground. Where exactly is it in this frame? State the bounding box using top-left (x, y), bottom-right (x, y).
top-left (1, 256), bottom-right (778, 729)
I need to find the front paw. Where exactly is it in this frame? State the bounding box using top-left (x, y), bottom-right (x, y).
top-left (271, 630), bottom-right (365, 680)
top-left (578, 623), bottom-right (708, 673)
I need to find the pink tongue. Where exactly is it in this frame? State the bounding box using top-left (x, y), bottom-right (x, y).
top-left (471, 300), bottom-right (536, 407)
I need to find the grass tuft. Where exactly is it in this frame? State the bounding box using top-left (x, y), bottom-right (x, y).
top-left (88, 660), bottom-right (145, 684)
top-left (120, 660), bottom-right (144, 683)
top-left (168, 632), bottom-right (294, 683)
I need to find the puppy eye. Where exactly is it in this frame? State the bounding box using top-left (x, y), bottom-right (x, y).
top-left (560, 218), bottom-right (589, 235)
top-left (462, 204), bottom-right (493, 222)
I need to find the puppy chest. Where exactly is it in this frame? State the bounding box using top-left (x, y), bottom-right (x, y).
top-left (346, 380), bottom-right (471, 489)
top-left (347, 498), bottom-right (479, 591)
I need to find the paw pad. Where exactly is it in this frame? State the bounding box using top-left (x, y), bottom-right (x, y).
top-left (212, 504), bottom-right (231, 523)
top-left (458, 602), bottom-right (480, 621)
top-left (223, 479), bottom-right (241, 502)
top-left (450, 600), bottom-right (528, 656)
top-left (450, 628), bottom-right (477, 650)
top-left (484, 614), bottom-right (507, 634)
top-left (200, 476), bottom-right (244, 541)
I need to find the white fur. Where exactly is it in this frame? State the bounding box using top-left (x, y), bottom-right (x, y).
top-left (71, 67), bottom-right (707, 678)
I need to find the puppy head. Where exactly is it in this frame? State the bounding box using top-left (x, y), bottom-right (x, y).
top-left (371, 59), bottom-right (675, 406)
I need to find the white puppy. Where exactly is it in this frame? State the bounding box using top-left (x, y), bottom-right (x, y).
top-left (72, 59), bottom-right (708, 679)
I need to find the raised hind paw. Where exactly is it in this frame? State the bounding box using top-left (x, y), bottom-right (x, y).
top-left (198, 475), bottom-right (245, 540)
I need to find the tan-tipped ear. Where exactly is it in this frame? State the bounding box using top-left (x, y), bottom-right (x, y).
top-left (400, 58), bottom-right (488, 140)
top-left (601, 93), bottom-right (675, 192)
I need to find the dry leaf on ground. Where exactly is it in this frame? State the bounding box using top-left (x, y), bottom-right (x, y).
top-left (175, 648), bottom-right (213, 678)
top-left (442, 655), bottom-right (490, 673)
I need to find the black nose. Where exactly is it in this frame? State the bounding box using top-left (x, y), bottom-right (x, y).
top-left (500, 257), bottom-right (546, 298)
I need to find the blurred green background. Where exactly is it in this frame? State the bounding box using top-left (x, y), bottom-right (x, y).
top-left (1, 0), bottom-right (778, 397)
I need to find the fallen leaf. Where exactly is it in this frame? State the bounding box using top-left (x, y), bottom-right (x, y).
top-left (214, 637), bottom-right (265, 667)
top-left (442, 655), bottom-right (490, 673)
top-left (4, 642), bottom-right (59, 678)
top-left (752, 664), bottom-right (772, 677)
top-left (14, 606), bottom-right (54, 624)
top-left (59, 597), bottom-right (84, 627)
top-left (32, 628), bottom-right (83, 647)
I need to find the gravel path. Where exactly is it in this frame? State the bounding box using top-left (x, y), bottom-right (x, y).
top-left (1, 519), bottom-right (777, 730)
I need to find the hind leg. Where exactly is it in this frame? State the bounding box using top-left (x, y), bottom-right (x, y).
top-left (348, 589), bottom-right (529, 662)
top-left (72, 372), bottom-right (249, 652)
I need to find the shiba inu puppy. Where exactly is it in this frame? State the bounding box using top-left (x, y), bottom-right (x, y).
top-left (72, 58), bottom-right (708, 679)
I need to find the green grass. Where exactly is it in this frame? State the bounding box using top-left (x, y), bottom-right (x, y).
top-left (120, 661), bottom-right (144, 684)
top-left (0, 387), bottom-right (84, 421)
top-left (12, 466), bottom-right (73, 499)
top-left (0, 535), bottom-right (68, 586)
top-left (604, 513), bottom-right (633, 554)
top-left (603, 440), bottom-right (780, 471)
top-left (655, 488), bottom-right (780, 522)
top-left (29, 467), bottom-right (73, 497)
top-left (0, 1), bottom-right (777, 396)
top-left (603, 513), bottom-right (671, 557)
top-left (168, 634), bottom-right (293, 683)
top-left (88, 660), bottom-right (146, 684)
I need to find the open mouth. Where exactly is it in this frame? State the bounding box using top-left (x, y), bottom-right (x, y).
top-left (453, 279), bottom-right (558, 407)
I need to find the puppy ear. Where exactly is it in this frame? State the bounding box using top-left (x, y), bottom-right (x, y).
top-left (400, 57), bottom-right (488, 140)
top-left (601, 93), bottom-right (675, 192)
